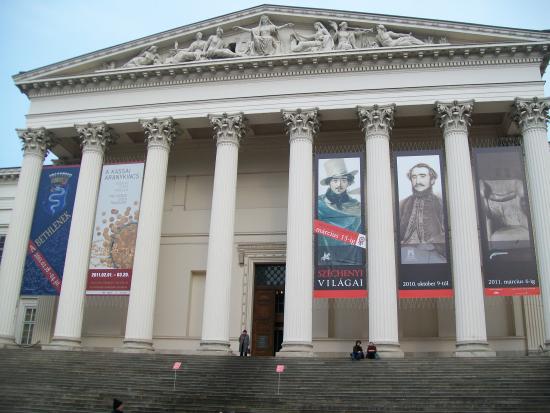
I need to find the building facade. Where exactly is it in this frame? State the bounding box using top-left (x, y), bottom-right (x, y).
top-left (0, 5), bottom-right (549, 357)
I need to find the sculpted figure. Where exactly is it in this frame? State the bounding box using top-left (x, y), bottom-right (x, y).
top-left (204, 27), bottom-right (240, 59)
top-left (328, 21), bottom-right (373, 50)
top-left (165, 32), bottom-right (206, 63)
top-left (375, 24), bottom-right (425, 47)
top-left (290, 22), bottom-right (334, 53)
top-left (234, 15), bottom-right (293, 56)
top-left (122, 46), bottom-right (161, 68)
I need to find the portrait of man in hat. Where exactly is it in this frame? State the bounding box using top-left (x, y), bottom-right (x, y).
top-left (317, 157), bottom-right (363, 266)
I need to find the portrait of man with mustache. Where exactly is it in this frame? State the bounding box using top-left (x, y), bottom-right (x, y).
top-left (399, 162), bottom-right (446, 264)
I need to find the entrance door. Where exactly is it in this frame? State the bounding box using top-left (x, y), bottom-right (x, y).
top-left (251, 264), bottom-right (285, 356)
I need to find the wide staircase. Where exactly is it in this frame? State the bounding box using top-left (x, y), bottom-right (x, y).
top-left (1, 348), bottom-right (550, 412)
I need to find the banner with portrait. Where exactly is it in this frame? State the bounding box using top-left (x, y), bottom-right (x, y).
top-left (86, 162), bottom-right (144, 295)
top-left (394, 151), bottom-right (452, 298)
top-left (473, 147), bottom-right (539, 296)
top-left (21, 165), bottom-right (80, 295)
top-left (314, 153), bottom-right (367, 298)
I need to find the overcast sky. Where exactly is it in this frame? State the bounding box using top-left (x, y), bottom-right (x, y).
top-left (1, 0), bottom-right (548, 168)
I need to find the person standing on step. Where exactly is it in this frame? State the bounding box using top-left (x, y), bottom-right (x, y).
top-left (112, 398), bottom-right (124, 413)
top-left (238, 329), bottom-right (250, 357)
top-left (366, 342), bottom-right (378, 359)
top-left (351, 340), bottom-right (364, 360)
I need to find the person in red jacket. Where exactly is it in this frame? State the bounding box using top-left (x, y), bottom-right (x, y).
top-left (366, 342), bottom-right (378, 359)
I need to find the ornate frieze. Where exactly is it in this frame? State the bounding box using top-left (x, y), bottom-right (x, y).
top-left (512, 97), bottom-right (550, 132)
top-left (281, 109), bottom-right (320, 143)
top-left (74, 122), bottom-right (117, 153)
top-left (357, 104), bottom-right (396, 136)
top-left (16, 127), bottom-right (54, 158)
top-left (434, 100), bottom-right (474, 133)
top-left (118, 16), bottom-right (436, 69)
top-left (140, 117), bottom-right (177, 149)
top-left (209, 112), bottom-right (247, 146)
top-left (17, 44), bottom-right (548, 98)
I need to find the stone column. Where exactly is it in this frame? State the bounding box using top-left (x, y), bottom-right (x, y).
top-left (200, 113), bottom-right (246, 353)
top-left (0, 128), bottom-right (52, 347)
top-left (357, 104), bottom-right (403, 358)
top-left (279, 109), bottom-right (319, 357)
top-left (512, 97), bottom-right (550, 352)
top-left (49, 123), bottom-right (115, 348)
top-left (123, 117), bottom-right (176, 351)
top-left (435, 101), bottom-right (494, 356)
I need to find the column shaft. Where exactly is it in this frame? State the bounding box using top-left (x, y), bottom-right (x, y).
top-left (200, 113), bottom-right (245, 353)
top-left (123, 117), bottom-right (175, 351)
top-left (50, 123), bottom-right (114, 348)
top-left (435, 101), bottom-right (493, 356)
top-left (358, 105), bottom-right (403, 358)
top-left (0, 129), bottom-right (51, 346)
top-left (513, 97), bottom-right (550, 351)
top-left (279, 109), bottom-right (318, 356)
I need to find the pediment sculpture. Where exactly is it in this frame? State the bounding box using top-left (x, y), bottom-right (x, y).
top-left (118, 15), bottom-right (439, 69)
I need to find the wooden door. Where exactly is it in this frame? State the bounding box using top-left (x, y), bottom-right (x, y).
top-left (251, 288), bottom-right (275, 356)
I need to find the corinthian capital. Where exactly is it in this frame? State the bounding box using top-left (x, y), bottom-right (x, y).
top-left (209, 112), bottom-right (246, 146)
top-left (435, 100), bottom-right (474, 133)
top-left (512, 97), bottom-right (550, 133)
top-left (281, 108), bottom-right (320, 143)
top-left (140, 117), bottom-right (177, 150)
top-left (16, 127), bottom-right (54, 159)
top-left (357, 104), bottom-right (396, 136)
top-left (75, 122), bottom-right (117, 153)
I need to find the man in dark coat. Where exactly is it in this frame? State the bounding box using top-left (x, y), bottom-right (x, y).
top-left (399, 163), bottom-right (446, 264)
top-left (238, 329), bottom-right (250, 356)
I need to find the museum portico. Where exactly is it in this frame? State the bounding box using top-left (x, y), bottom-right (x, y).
top-left (0, 5), bottom-right (549, 357)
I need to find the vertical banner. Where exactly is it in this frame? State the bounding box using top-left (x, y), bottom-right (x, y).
top-left (473, 147), bottom-right (539, 296)
top-left (86, 162), bottom-right (144, 295)
top-left (22, 165), bottom-right (80, 295)
top-left (314, 153), bottom-right (367, 298)
top-left (394, 151), bottom-right (452, 298)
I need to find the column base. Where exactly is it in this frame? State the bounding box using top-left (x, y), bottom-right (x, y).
top-left (276, 341), bottom-right (314, 357)
top-left (375, 342), bottom-right (404, 359)
top-left (198, 340), bottom-right (232, 355)
top-left (43, 336), bottom-right (82, 351)
top-left (0, 334), bottom-right (17, 348)
top-left (118, 339), bottom-right (154, 353)
top-left (455, 341), bottom-right (496, 357)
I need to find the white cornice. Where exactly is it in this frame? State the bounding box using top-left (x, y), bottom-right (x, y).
top-left (12, 4), bottom-right (550, 84)
top-left (0, 168), bottom-right (21, 181)
top-left (15, 42), bottom-right (549, 99)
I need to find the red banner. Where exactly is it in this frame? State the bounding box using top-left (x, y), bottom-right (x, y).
top-left (86, 269), bottom-right (132, 295)
top-left (485, 287), bottom-right (540, 296)
top-left (314, 220), bottom-right (366, 248)
top-left (27, 240), bottom-right (62, 293)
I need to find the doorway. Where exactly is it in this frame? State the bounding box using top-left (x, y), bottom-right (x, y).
top-left (251, 264), bottom-right (285, 356)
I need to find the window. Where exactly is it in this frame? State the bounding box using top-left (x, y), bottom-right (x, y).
top-left (0, 234), bottom-right (5, 263)
top-left (21, 307), bottom-right (37, 345)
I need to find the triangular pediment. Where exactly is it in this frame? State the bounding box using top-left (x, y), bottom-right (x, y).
top-left (13, 4), bottom-right (550, 87)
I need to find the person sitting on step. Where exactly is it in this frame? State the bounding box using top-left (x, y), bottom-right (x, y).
top-left (366, 341), bottom-right (378, 359)
top-left (351, 340), bottom-right (365, 360)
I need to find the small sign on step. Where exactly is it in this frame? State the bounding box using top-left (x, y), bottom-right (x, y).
top-left (172, 361), bottom-right (182, 370)
top-left (276, 364), bottom-right (285, 373)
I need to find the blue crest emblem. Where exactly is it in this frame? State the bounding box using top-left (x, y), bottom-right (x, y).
top-left (44, 172), bottom-right (72, 216)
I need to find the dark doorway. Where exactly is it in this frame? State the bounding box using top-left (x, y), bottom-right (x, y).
top-left (251, 264), bottom-right (285, 356)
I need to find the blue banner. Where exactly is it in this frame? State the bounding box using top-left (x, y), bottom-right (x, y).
top-left (21, 165), bottom-right (80, 295)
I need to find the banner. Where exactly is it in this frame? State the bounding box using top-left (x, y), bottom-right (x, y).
top-left (86, 163), bottom-right (144, 295)
top-left (394, 151), bottom-right (452, 298)
top-left (21, 165), bottom-right (80, 295)
top-left (473, 147), bottom-right (539, 296)
top-left (314, 153), bottom-right (366, 298)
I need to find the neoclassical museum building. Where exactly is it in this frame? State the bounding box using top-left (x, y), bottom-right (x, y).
top-left (0, 5), bottom-right (549, 358)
